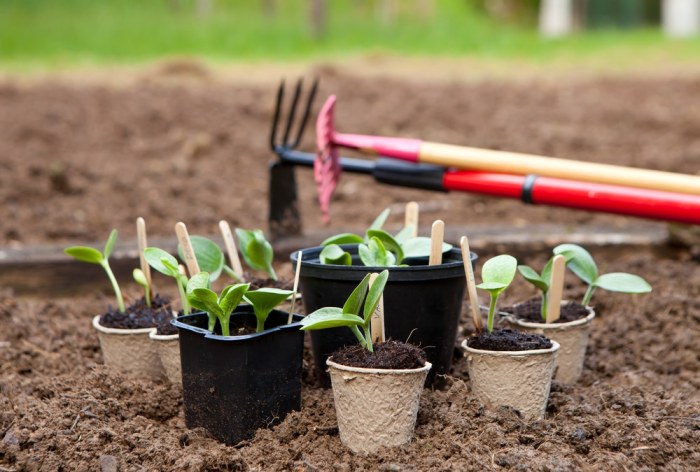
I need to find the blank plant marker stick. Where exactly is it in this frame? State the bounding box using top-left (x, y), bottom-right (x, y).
top-left (288, 251), bottom-right (302, 324)
top-left (429, 220), bottom-right (445, 266)
top-left (546, 255), bottom-right (566, 324)
top-left (369, 272), bottom-right (386, 344)
top-left (136, 217), bottom-right (153, 296)
top-left (175, 222), bottom-right (200, 276)
top-left (219, 220), bottom-right (245, 281)
top-left (405, 201), bottom-right (419, 238)
top-left (460, 236), bottom-right (483, 333)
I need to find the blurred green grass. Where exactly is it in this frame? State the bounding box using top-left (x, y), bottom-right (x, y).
top-left (1, 0), bottom-right (700, 70)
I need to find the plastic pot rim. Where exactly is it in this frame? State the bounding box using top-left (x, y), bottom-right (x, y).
top-left (327, 358), bottom-right (433, 376)
top-left (172, 311), bottom-right (304, 342)
top-left (461, 339), bottom-right (560, 357)
top-left (92, 315), bottom-right (157, 336)
top-left (291, 245), bottom-right (475, 281)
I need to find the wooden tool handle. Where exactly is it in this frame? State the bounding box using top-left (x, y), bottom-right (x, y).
top-left (421, 142), bottom-right (700, 195)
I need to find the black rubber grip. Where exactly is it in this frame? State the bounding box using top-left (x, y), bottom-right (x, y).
top-left (373, 158), bottom-right (446, 191)
top-left (521, 174), bottom-right (538, 204)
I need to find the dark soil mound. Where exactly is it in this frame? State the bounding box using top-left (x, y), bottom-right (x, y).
top-left (99, 294), bottom-right (173, 329)
top-left (467, 328), bottom-right (553, 351)
top-left (330, 340), bottom-right (427, 369)
top-left (504, 298), bottom-right (591, 323)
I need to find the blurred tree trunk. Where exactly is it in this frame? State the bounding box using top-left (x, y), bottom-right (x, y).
top-left (309, 0), bottom-right (327, 39)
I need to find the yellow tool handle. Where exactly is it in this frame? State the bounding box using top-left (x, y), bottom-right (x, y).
top-left (421, 142), bottom-right (700, 195)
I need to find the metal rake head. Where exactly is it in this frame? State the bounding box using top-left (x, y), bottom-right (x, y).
top-left (270, 78), bottom-right (318, 154)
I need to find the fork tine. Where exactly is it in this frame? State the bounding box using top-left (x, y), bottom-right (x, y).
top-left (290, 77), bottom-right (318, 149)
top-left (270, 79), bottom-right (285, 151)
top-left (281, 78), bottom-right (303, 148)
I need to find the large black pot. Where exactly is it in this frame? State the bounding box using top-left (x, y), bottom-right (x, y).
top-left (173, 306), bottom-right (304, 445)
top-left (291, 245), bottom-right (475, 386)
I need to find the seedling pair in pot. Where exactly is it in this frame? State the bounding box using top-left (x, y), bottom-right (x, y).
top-left (506, 243), bottom-right (651, 383)
top-left (460, 238), bottom-right (651, 419)
top-left (293, 202), bottom-right (473, 386)
top-left (65, 219), bottom-right (177, 380)
top-left (300, 270), bottom-right (431, 455)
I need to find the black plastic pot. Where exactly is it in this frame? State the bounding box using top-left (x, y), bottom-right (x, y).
top-left (172, 306), bottom-right (304, 445)
top-left (291, 245), bottom-right (475, 386)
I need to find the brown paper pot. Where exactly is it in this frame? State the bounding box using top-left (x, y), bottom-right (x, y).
top-left (149, 331), bottom-right (181, 385)
top-left (92, 315), bottom-right (164, 380)
top-left (504, 306), bottom-right (595, 384)
top-left (327, 359), bottom-right (432, 455)
top-left (461, 340), bottom-right (559, 420)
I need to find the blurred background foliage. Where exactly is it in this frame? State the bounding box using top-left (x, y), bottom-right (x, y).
top-left (0, 0), bottom-right (697, 69)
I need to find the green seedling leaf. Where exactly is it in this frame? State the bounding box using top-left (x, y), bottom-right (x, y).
top-left (244, 288), bottom-right (294, 332)
top-left (320, 244), bottom-right (352, 265)
top-left (321, 233), bottom-right (364, 246)
top-left (65, 247), bottom-right (103, 264)
top-left (191, 288), bottom-right (223, 318)
top-left (554, 244), bottom-right (597, 285)
top-left (186, 272), bottom-right (211, 312)
top-left (359, 237), bottom-right (391, 267)
top-left (368, 208), bottom-right (391, 231)
top-left (517, 265), bottom-right (549, 292)
top-left (219, 283), bottom-right (250, 317)
top-left (363, 270), bottom-right (389, 322)
top-left (103, 229), bottom-right (117, 260)
top-left (144, 248), bottom-right (179, 277)
top-left (476, 254), bottom-right (517, 333)
top-left (480, 255), bottom-right (517, 289)
top-left (366, 229), bottom-right (404, 263)
top-left (593, 273), bottom-right (652, 293)
top-left (133, 268), bottom-right (148, 287)
top-left (394, 225), bottom-right (416, 245)
top-left (236, 228), bottom-right (277, 280)
top-left (178, 235), bottom-right (225, 282)
top-left (300, 307), bottom-right (364, 330)
top-left (401, 237), bottom-right (453, 259)
top-left (342, 273), bottom-right (371, 315)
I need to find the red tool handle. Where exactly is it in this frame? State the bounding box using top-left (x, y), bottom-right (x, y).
top-left (443, 171), bottom-right (700, 225)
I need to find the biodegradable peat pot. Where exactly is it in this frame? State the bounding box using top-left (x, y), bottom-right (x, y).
top-left (292, 245), bottom-right (473, 385)
top-left (92, 315), bottom-right (164, 380)
top-left (148, 331), bottom-right (181, 385)
top-left (504, 303), bottom-right (596, 384)
top-left (327, 358), bottom-right (432, 455)
top-left (461, 339), bottom-right (560, 420)
top-left (173, 306), bottom-right (304, 445)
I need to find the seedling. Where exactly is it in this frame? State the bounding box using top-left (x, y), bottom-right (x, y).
top-left (235, 228), bottom-right (277, 281)
top-left (145, 247), bottom-right (191, 315)
top-left (132, 268), bottom-right (151, 307)
top-left (65, 229), bottom-right (125, 313)
top-left (300, 270), bottom-right (389, 352)
top-left (177, 235), bottom-right (226, 281)
top-left (476, 255), bottom-right (518, 333)
top-left (186, 272), bottom-right (293, 335)
top-left (553, 243), bottom-right (651, 305)
top-left (320, 207), bottom-right (451, 266)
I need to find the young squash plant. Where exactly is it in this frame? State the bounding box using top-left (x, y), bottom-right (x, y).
top-left (65, 229), bottom-right (125, 313)
top-left (476, 255), bottom-right (518, 333)
top-left (186, 272), bottom-right (293, 335)
top-left (553, 243), bottom-right (651, 305)
top-left (320, 208), bottom-right (451, 267)
top-left (300, 270), bottom-right (389, 352)
top-left (145, 248), bottom-right (192, 315)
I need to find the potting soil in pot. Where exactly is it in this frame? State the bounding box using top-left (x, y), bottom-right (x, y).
top-left (467, 328), bottom-right (552, 351)
top-left (504, 298), bottom-right (590, 323)
top-left (330, 340), bottom-right (427, 369)
top-left (99, 294), bottom-right (172, 329)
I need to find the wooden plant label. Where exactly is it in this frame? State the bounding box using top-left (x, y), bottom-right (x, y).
top-left (219, 220), bottom-right (245, 280)
top-left (136, 217), bottom-right (153, 295)
top-left (369, 272), bottom-right (386, 344)
top-left (460, 236), bottom-right (483, 332)
top-left (175, 222), bottom-right (200, 276)
top-left (546, 254), bottom-right (566, 323)
top-left (405, 201), bottom-right (419, 238)
top-left (429, 219), bottom-right (445, 266)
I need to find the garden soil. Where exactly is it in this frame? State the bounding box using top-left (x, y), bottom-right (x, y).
top-left (1, 67), bottom-right (699, 470)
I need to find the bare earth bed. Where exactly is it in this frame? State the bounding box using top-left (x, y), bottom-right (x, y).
top-left (1, 67), bottom-right (699, 470)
